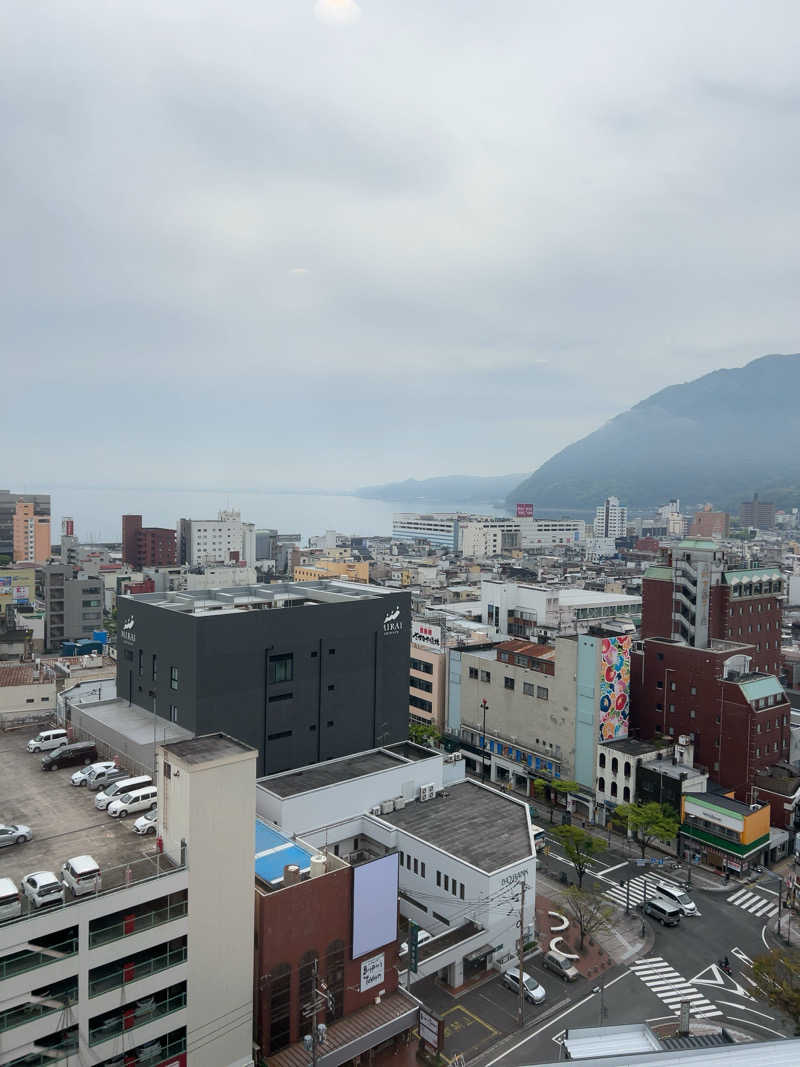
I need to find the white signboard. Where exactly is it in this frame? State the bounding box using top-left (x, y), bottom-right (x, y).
top-left (419, 1008), bottom-right (440, 1049)
top-left (360, 952), bottom-right (385, 992)
top-left (412, 622), bottom-right (442, 649)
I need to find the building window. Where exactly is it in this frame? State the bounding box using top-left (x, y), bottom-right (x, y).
top-left (480, 670), bottom-right (491, 683)
top-left (410, 677), bottom-right (433, 694)
top-left (523, 682), bottom-right (534, 697)
top-left (670, 681), bottom-right (676, 691)
top-left (504, 677), bottom-right (515, 691)
top-left (656, 680), bottom-right (663, 689)
top-left (623, 786), bottom-right (630, 802)
top-left (460, 883), bottom-right (465, 900)
top-left (610, 782), bottom-right (618, 798)
top-left (436, 871), bottom-right (441, 887)
top-left (669, 704), bottom-right (675, 714)
top-left (421, 862), bottom-right (426, 878)
top-left (169, 704), bottom-right (178, 723)
top-left (269, 653), bottom-right (294, 684)
top-left (452, 879), bottom-right (457, 896)
top-left (469, 667), bottom-right (479, 679)
top-left (537, 686), bottom-right (549, 700)
top-left (152, 653), bottom-right (158, 681)
top-left (138, 649), bottom-right (143, 676)
top-left (611, 757), bottom-right (618, 774)
top-left (599, 753), bottom-right (606, 768)
top-left (624, 762), bottom-right (631, 778)
top-left (444, 875), bottom-right (449, 892)
top-left (690, 709), bottom-right (696, 719)
top-left (170, 665), bottom-right (179, 690)
top-left (268, 730), bottom-right (292, 741)
top-left (691, 686), bottom-right (697, 695)
top-left (406, 854), bottom-right (411, 869)
top-left (598, 776), bottom-right (605, 792)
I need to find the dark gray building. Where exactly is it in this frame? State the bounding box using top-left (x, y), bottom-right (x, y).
top-left (36, 564), bottom-right (104, 650)
top-left (116, 581), bottom-right (412, 775)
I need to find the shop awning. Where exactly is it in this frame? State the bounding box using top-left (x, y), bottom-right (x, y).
top-left (464, 943), bottom-right (495, 963)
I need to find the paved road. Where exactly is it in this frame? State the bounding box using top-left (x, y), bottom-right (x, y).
top-left (410, 831), bottom-right (794, 1065)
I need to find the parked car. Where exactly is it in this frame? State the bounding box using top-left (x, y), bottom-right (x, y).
top-left (95, 776), bottom-right (153, 811)
top-left (542, 951), bottom-right (580, 982)
top-left (61, 855), bottom-right (102, 897)
top-left (0, 823), bottom-right (32, 847)
top-left (133, 808), bottom-right (158, 835)
top-left (20, 871), bottom-right (65, 909)
top-left (41, 741), bottom-right (98, 771)
top-left (107, 785), bottom-right (158, 819)
top-left (86, 765), bottom-right (127, 791)
top-left (26, 728), bottom-right (68, 753)
top-left (502, 968), bottom-right (546, 1004)
top-left (71, 760), bottom-right (116, 787)
top-left (0, 877), bottom-right (21, 921)
top-left (400, 928), bottom-right (433, 954)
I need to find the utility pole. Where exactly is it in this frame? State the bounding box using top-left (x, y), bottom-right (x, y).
top-left (517, 880), bottom-right (527, 1028)
top-left (480, 699), bottom-right (489, 783)
top-left (641, 877), bottom-right (647, 938)
top-left (303, 958), bottom-right (334, 1067)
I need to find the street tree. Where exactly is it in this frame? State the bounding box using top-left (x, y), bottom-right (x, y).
top-left (559, 886), bottom-right (613, 951)
top-left (552, 825), bottom-right (605, 889)
top-left (408, 723), bottom-right (440, 747)
top-left (752, 948), bottom-right (800, 1034)
top-left (611, 802), bottom-right (679, 859)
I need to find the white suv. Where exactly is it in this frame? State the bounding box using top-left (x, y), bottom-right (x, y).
top-left (72, 761), bottom-right (116, 787)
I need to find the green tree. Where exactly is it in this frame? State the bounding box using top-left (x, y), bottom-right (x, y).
top-left (552, 825), bottom-right (605, 889)
top-left (0, 555), bottom-right (10, 566)
top-left (611, 802), bottom-right (679, 859)
top-left (408, 722), bottom-right (440, 747)
top-left (753, 948), bottom-right (800, 1034)
top-left (550, 779), bottom-right (581, 798)
top-left (560, 886), bottom-right (613, 950)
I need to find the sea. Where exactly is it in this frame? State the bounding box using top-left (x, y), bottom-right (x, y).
top-left (33, 487), bottom-right (515, 545)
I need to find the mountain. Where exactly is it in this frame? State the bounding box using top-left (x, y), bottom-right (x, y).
top-left (507, 353), bottom-right (800, 512)
top-left (355, 473), bottom-right (529, 504)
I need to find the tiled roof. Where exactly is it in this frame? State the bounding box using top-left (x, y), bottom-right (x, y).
top-left (0, 665), bottom-right (52, 687)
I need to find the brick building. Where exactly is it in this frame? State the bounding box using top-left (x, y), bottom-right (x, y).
top-left (688, 508), bottom-right (730, 539)
top-left (632, 539), bottom-right (790, 805)
top-left (122, 514), bottom-right (177, 569)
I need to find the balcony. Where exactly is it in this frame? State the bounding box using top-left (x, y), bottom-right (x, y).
top-left (89, 890), bottom-right (188, 950)
top-left (89, 937), bottom-right (187, 997)
top-left (88, 981), bottom-right (186, 1046)
top-left (0, 926), bottom-right (78, 983)
top-left (0, 977), bottom-right (78, 1035)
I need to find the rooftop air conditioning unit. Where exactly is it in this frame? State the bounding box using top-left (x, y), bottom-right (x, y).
top-left (370, 805), bottom-right (382, 816)
top-left (380, 799), bottom-right (395, 814)
top-left (420, 783), bottom-right (436, 802)
top-left (394, 797), bottom-right (406, 810)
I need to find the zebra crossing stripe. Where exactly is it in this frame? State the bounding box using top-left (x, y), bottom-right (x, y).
top-left (630, 958), bottom-right (722, 1018)
top-left (727, 889), bottom-right (751, 905)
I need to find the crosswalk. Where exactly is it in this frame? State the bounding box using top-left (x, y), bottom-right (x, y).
top-left (630, 957), bottom-right (722, 1018)
top-left (603, 874), bottom-right (663, 910)
top-left (726, 887), bottom-right (779, 918)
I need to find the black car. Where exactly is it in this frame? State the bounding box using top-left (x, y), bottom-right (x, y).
top-left (41, 741), bottom-right (98, 771)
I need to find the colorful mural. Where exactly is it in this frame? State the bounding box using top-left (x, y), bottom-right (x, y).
top-left (598, 635), bottom-right (631, 741)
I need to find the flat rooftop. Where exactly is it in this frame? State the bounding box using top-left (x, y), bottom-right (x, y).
top-left (0, 729), bottom-right (177, 910)
top-left (123, 579), bottom-right (398, 616)
top-left (556, 588), bottom-right (641, 607)
top-left (261, 746), bottom-right (436, 798)
top-left (600, 738), bottom-right (663, 756)
top-left (379, 780), bottom-right (533, 873)
top-left (254, 818), bottom-right (316, 886)
top-left (162, 732), bottom-right (255, 765)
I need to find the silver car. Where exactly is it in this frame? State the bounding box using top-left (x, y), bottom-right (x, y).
top-left (133, 809), bottom-right (158, 835)
top-left (21, 871), bottom-right (65, 909)
top-left (71, 761), bottom-right (116, 787)
top-left (0, 823), bottom-right (32, 847)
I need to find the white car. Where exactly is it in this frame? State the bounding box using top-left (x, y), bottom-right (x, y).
top-left (133, 809), bottom-right (158, 835)
top-left (0, 823), bottom-right (32, 847)
top-left (21, 871), bottom-right (65, 909)
top-left (71, 761), bottom-right (116, 787)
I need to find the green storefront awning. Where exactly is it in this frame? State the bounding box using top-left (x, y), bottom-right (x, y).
top-left (679, 824), bottom-right (769, 857)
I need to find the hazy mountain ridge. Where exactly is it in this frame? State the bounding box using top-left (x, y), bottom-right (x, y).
top-left (354, 472), bottom-right (529, 504)
top-left (507, 353), bottom-right (800, 511)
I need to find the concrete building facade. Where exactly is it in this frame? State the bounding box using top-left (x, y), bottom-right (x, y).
top-left (0, 492), bottom-right (50, 562)
top-left (122, 515), bottom-right (177, 569)
top-left (177, 510), bottom-right (256, 567)
top-left (116, 582), bottom-right (412, 776)
top-left (594, 497), bottom-right (628, 540)
top-left (36, 565), bottom-right (104, 651)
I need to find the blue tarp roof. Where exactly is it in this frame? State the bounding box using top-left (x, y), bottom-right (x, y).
top-left (254, 818), bottom-right (314, 885)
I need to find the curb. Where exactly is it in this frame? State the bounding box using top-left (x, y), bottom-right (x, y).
top-left (468, 996), bottom-right (572, 1067)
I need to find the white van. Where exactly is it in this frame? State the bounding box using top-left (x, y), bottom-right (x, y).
top-left (644, 896), bottom-right (682, 926)
top-left (95, 775), bottom-right (153, 811)
top-left (655, 881), bottom-right (697, 916)
top-left (108, 786), bottom-right (158, 819)
top-left (401, 928), bottom-right (433, 955)
top-left (62, 855), bottom-right (102, 896)
top-left (27, 728), bottom-right (68, 753)
top-left (0, 877), bottom-right (21, 921)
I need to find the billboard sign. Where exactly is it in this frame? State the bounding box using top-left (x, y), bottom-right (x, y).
top-left (359, 952), bottom-right (385, 992)
top-left (412, 622), bottom-right (442, 649)
top-left (408, 922), bottom-right (419, 973)
top-left (352, 853), bottom-right (399, 959)
top-left (516, 503), bottom-right (534, 518)
top-left (419, 1008), bottom-right (442, 1050)
top-left (598, 635), bottom-right (631, 742)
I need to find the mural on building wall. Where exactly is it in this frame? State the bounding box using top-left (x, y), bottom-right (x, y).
top-left (599, 636), bottom-right (631, 741)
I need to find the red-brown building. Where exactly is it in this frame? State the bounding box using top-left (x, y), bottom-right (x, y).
top-left (254, 844), bottom-right (417, 1067)
top-left (689, 508), bottom-right (730, 539)
top-left (632, 539), bottom-right (790, 804)
top-left (122, 514), bottom-right (176, 569)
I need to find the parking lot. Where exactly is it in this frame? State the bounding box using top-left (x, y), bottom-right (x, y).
top-left (0, 728), bottom-right (162, 906)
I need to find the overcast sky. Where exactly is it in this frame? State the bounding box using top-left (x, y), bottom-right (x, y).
top-left (4, 1), bottom-right (800, 491)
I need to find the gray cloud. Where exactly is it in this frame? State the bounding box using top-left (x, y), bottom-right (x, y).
top-left (3, 1), bottom-right (800, 489)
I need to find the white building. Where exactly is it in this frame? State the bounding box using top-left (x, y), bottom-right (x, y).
top-left (392, 514), bottom-right (461, 550)
top-left (594, 497), bottom-right (628, 539)
top-left (519, 518), bottom-right (586, 548)
top-left (177, 510), bottom-right (256, 567)
top-left (481, 579), bottom-right (641, 638)
top-left (256, 744), bottom-right (538, 988)
top-left (459, 519), bottom-right (519, 557)
top-left (0, 732), bottom-right (256, 1067)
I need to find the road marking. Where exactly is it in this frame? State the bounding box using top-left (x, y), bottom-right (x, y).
top-left (690, 963), bottom-right (755, 1001)
top-left (761, 925), bottom-right (770, 950)
top-left (597, 862), bottom-right (628, 876)
top-left (726, 1017), bottom-right (786, 1037)
top-left (482, 975), bottom-right (635, 1067)
top-left (726, 889), bottom-right (778, 918)
top-left (630, 957), bottom-right (722, 1018)
top-left (717, 1000), bottom-right (775, 1020)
